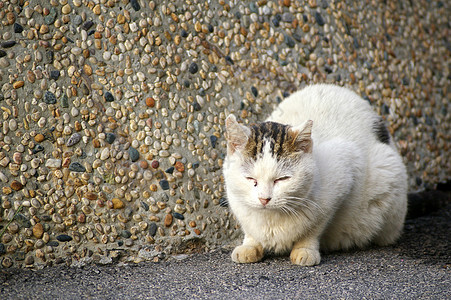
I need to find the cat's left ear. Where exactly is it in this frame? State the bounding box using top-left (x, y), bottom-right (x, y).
top-left (225, 114), bottom-right (251, 154)
top-left (289, 120), bottom-right (313, 153)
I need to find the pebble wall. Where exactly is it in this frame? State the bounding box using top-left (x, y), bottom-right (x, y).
top-left (0, 0), bottom-right (449, 268)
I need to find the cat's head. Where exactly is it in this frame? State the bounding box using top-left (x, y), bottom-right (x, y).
top-left (223, 114), bottom-right (314, 211)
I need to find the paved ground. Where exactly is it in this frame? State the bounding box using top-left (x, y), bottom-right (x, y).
top-left (1, 203), bottom-right (449, 300)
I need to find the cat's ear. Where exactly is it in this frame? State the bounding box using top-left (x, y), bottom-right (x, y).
top-left (225, 114), bottom-right (251, 154)
top-left (289, 120), bottom-right (313, 153)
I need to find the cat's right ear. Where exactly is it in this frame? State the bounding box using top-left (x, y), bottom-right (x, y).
top-left (289, 120), bottom-right (313, 153)
top-left (225, 114), bottom-right (251, 154)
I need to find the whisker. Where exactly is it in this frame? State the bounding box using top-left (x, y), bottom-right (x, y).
top-left (283, 196), bottom-right (325, 214)
top-left (278, 200), bottom-right (312, 223)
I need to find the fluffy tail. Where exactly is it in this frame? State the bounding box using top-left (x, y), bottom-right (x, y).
top-left (406, 182), bottom-right (450, 219)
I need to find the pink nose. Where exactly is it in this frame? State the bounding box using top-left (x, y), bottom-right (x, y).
top-left (259, 198), bottom-right (271, 206)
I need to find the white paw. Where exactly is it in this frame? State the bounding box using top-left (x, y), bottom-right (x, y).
top-left (231, 245), bottom-right (264, 263)
top-left (290, 248), bottom-right (321, 266)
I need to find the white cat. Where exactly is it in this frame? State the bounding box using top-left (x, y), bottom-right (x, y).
top-left (223, 84), bottom-right (408, 266)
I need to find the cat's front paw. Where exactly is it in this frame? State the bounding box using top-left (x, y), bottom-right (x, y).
top-left (290, 248), bottom-right (321, 266)
top-left (231, 245), bottom-right (264, 263)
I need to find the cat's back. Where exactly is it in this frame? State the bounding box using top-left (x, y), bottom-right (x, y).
top-left (267, 84), bottom-right (385, 145)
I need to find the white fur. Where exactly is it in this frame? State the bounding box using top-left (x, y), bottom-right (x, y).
top-left (223, 84), bottom-right (408, 266)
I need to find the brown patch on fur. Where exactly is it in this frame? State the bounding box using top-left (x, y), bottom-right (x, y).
top-left (243, 121), bottom-right (311, 160)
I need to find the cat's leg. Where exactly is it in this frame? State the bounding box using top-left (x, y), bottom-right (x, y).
top-left (231, 235), bottom-right (264, 263)
top-left (290, 236), bottom-right (321, 266)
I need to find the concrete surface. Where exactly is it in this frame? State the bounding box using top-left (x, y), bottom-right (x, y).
top-left (1, 203), bottom-right (449, 300)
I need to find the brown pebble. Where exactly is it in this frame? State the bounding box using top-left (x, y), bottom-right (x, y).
top-left (6, 12), bottom-right (15, 25)
top-left (77, 213), bottom-right (86, 223)
top-left (112, 198), bottom-right (124, 209)
top-left (74, 121), bottom-right (82, 131)
top-left (145, 97), bottom-right (155, 107)
top-left (83, 64), bottom-right (92, 76)
top-left (10, 180), bottom-right (24, 191)
top-left (92, 139), bottom-right (100, 148)
top-left (34, 133), bottom-right (45, 142)
top-left (3, 187), bottom-right (12, 195)
top-left (117, 14), bottom-right (125, 24)
top-left (27, 70), bottom-right (36, 83)
top-left (13, 152), bottom-right (22, 164)
top-left (2, 200), bottom-right (11, 208)
top-left (93, 4), bottom-right (101, 15)
top-left (84, 192), bottom-right (98, 200)
top-left (174, 161), bottom-right (185, 172)
top-left (150, 184), bottom-right (158, 192)
top-left (151, 160), bottom-right (159, 169)
top-left (194, 229), bottom-right (201, 235)
top-left (32, 223), bottom-right (44, 239)
top-left (96, 199), bottom-right (104, 207)
top-left (2, 258), bottom-right (13, 268)
top-left (106, 200), bottom-right (114, 209)
top-left (13, 81), bottom-right (24, 89)
top-left (36, 249), bottom-right (45, 260)
top-left (140, 160), bottom-right (148, 169)
top-left (25, 256), bottom-right (34, 266)
top-left (62, 157), bottom-right (71, 168)
top-left (189, 221), bottom-right (196, 228)
top-left (164, 214), bottom-right (173, 227)
top-left (62, 4), bottom-right (71, 14)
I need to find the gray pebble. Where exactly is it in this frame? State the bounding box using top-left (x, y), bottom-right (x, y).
top-left (128, 147), bottom-right (139, 162)
top-left (69, 162), bottom-right (86, 172)
top-left (66, 133), bottom-right (81, 147)
top-left (44, 91), bottom-right (57, 104)
top-left (73, 15), bottom-right (82, 26)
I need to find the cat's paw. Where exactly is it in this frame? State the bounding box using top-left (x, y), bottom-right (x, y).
top-left (290, 248), bottom-right (321, 266)
top-left (231, 245), bottom-right (264, 263)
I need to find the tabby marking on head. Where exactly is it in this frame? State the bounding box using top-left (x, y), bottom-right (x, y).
top-left (243, 121), bottom-right (313, 160)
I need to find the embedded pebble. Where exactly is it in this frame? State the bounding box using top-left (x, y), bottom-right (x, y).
top-left (10, 180), bottom-right (23, 191)
top-left (159, 180), bottom-right (170, 190)
top-left (173, 212), bottom-right (184, 220)
top-left (104, 92), bottom-right (114, 102)
top-left (105, 133), bottom-right (116, 144)
top-left (164, 214), bottom-right (173, 227)
top-left (66, 133), bottom-right (82, 147)
top-left (149, 223), bottom-right (158, 236)
top-left (112, 198), bottom-right (125, 209)
top-left (43, 91), bottom-right (57, 104)
top-left (129, 147), bottom-right (139, 162)
top-left (68, 162), bottom-right (86, 172)
top-left (33, 223), bottom-right (44, 239)
top-left (189, 62), bottom-right (199, 74)
top-left (56, 235), bottom-right (73, 242)
top-left (45, 159), bottom-right (62, 168)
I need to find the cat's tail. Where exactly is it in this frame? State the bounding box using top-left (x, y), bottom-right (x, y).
top-left (406, 181), bottom-right (451, 219)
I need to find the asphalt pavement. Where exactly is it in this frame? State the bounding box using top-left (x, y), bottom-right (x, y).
top-left (1, 203), bottom-right (449, 300)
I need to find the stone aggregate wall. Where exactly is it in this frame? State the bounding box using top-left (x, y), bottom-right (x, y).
top-left (0, 0), bottom-right (449, 268)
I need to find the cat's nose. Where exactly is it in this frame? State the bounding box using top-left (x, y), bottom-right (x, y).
top-left (259, 197), bottom-right (271, 206)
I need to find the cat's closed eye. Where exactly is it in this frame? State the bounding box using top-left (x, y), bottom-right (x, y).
top-left (246, 177), bottom-right (257, 186)
top-left (275, 176), bottom-right (291, 183)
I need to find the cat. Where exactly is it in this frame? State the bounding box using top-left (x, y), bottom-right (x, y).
top-left (223, 84), bottom-right (408, 266)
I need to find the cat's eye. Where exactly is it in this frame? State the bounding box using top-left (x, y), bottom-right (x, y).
top-left (274, 176), bottom-right (291, 183)
top-left (246, 177), bottom-right (257, 187)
